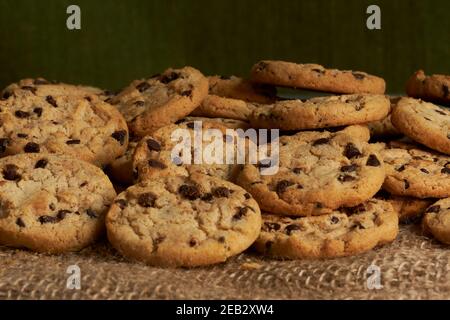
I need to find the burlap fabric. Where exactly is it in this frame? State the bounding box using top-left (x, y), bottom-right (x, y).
top-left (0, 224), bottom-right (449, 300)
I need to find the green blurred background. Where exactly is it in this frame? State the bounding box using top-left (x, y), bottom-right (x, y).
top-left (0, 0), bottom-right (449, 93)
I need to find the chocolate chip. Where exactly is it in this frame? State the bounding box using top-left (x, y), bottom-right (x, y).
top-left (136, 82), bottom-right (151, 92)
top-left (134, 100), bottom-right (145, 107)
top-left (352, 72), bottom-right (366, 80)
top-left (285, 224), bottom-right (301, 235)
top-left (313, 138), bottom-right (331, 146)
top-left (186, 122), bottom-right (195, 129)
top-left (244, 193), bottom-right (251, 199)
top-left (179, 185), bottom-right (201, 200)
top-left (396, 165), bottom-right (406, 172)
top-left (218, 236), bottom-right (226, 243)
top-left (256, 61), bottom-right (268, 71)
top-left (57, 210), bottom-right (71, 220)
top-left (341, 164), bottom-right (358, 172)
top-left (38, 215), bottom-right (59, 224)
top-left (1, 91), bottom-right (11, 100)
top-left (293, 168), bottom-right (303, 174)
top-left (233, 207), bottom-right (248, 220)
top-left (189, 238), bottom-right (198, 247)
top-left (426, 205), bottom-right (441, 213)
top-left (46, 96), bottom-right (57, 108)
top-left (160, 72), bottom-right (180, 84)
top-left (115, 199), bottom-right (127, 209)
top-left (442, 167), bottom-right (450, 174)
top-left (0, 138), bottom-right (10, 153)
top-left (15, 110), bottom-right (30, 118)
top-left (66, 139), bottom-right (81, 145)
top-left (35, 158), bottom-right (48, 169)
top-left (213, 187), bottom-right (231, 198)
top-left (443, 85), bottom-right (449, 98)
top-left (366, 154), bottom-right (381, 167)
top-left (148, 159), bottom-right (167, 169)
top-left (49, 203), bottom-right (56, 211)
top-left (420, 168), bottom-right (429, 174)
top-left (80, 181), bottom-right (88, 187)
top-left (33, 107), bottom-right (43, 117)
top-left (316, 202), bottom-right (323, 209)
top-left (111, 130), bottom-right (127, 145)
top-left (331, 216), bottom-right (340, 224)
top-left (312, 68), bottom-right (325, 75)
top-left (276, 180), bottom-right (294, 195)
top-left (16, 218), bottom-right (25, 228)
top-left (17, 133), bottom-right (28, 138)
top-left (344, 143), bottom-right (362, 159)
top-left (21, 86), bottom-right (37, 94)
top-left (24, 142), bottom-right (40, 153)
top-left (201, 193), bottom-right (213, 201)
top-left (264, 222), bottom-right (281, 231)
top-left (341, 204), bottom-right (366, 215)
top-left (435, 109), bottom-right (447, 116)
top-left (137, 193), bottom-right (157, 208)
top-left (86, 209), bottom-right (98, 218)
top-left (146, 138), bottom-right (161, 151)
top-left (404, 179), bottom-right (410, 189)
top-left (338, 174), bottom-right (356, 182)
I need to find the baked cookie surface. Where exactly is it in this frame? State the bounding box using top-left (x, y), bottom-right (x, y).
top-left (106, 173), bottom-right (261, 267)
top-left (406, 70), bottom-right (450, 105)
top-left (250, 60), bottom-right (386, 94)
top-left (391, 97), bottom-right (450, 155)
top-left (422, 198), bottom-right (450, 245)
top-left (249, 94), bottom-right (390, 130)
top-left (0, 153), bottom-right (116, 253)
top-left (0, 92), bottom-right (128, 166)
top-left (190, 95), bottom-right (256, 121)
top-left (237, 130), bottom-right (386, 216)
top-left (254, 199), bottom-right (398, 259)
top-left (112, 66), bottom-right (208, 137)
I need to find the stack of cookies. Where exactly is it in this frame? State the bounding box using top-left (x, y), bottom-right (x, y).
top-left (0, 61), bottom-right (448, 268)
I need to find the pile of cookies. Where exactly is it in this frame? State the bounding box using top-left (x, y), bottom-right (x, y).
top-left (0, 61), bottom-right (449, 267)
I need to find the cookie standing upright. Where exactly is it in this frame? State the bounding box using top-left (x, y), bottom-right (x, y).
top-left (249, 94), bottom-right (390, 130)
top-left (106, 174), bottom-right (261, 267)
top-left (0, 154), bottom-right (116, 253)
top-left (422, 198), bottom-right (450, 245)
top-left (254, 199), bottom-right (398, 259)
top-left (250, 60), bottom-right (386, 94)
top-left (406, 70), bottom-right (450, 105)
top-left (0, 93), bottom-right (128, 166)
top-left (237, 130), bottom-right (386, 216)
top-left (391, 97), bottom-right (450, 155)
top-left (112, 67), bottom-right (208, 137)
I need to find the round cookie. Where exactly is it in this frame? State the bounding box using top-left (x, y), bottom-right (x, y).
top-left (250, 60), bottom-right (386, 94)
top-left (375, 190), bottom-right (433, 224)
top-left (208, 75), bottom-right (276, 103)
top-left (0, 93), bottom-right (128, 167)
top-left (133, 121), bottom-right (253, 183)
top-left (406, 70), bottom-right (450, 105)
top-left (1, 78), bottom-right (108, 100)
top-left (380, 144), bottom-right (450, 198)
top-left (254, 199), bottom-right (398, 259)
top-left (249, 94), bottom-right (390, 130)
top-left (111, 66), bottom-right (208, 138)
top-left (0, 153), bottom-right (116, 253)
top-left (422, 198), bottom-right (450, 245)
top-left (391, 97), bottom-right (450, 155)
top-left (190, 95), bottom-right (256, 121)
top-left (106, 173), bottom-right (262, 267)
top-left (237, 130), bottom-right (386, 216)
top-left (107, 141), bottom-right (138, 185)
top-left (178, 116), bottom-right (251, 130)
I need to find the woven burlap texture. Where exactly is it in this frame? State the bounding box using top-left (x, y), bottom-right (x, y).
top-left (0, 224), bottom-right (449, 300)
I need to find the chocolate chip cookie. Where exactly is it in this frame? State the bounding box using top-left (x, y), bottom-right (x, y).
top-left (0, 153), bottom-right (116, 253)
top-left (190, 95), bottom-right (256, 121)
top-left (391, 97), bottom-right (450, 155)
top-left (107, 141), bottom-right (138, 185)
top-left (422, 198), bottom-right (450, 245)
top-left (254, 199), bottom-right (398, 259)
top-left (237, 130), bottom-right (386, 216)
top-left (250, 60), bottom-right (386, 94)
top-left (111, 66), bottom-right (208, 137)
top-left (208, 75), bottom-right (276, 103)
top-left (249, 94), bottom-right (390, 130)
top-left (133, 121), bottom-right (252, 183)
top-left (380, 144), bottom-right (450, 198)
top-left (106, 173), bottom-right (261, 267)
top-left (406, 70), bottom-right (450, 105)
top-left (0, 93), bottom-right (128, 166)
